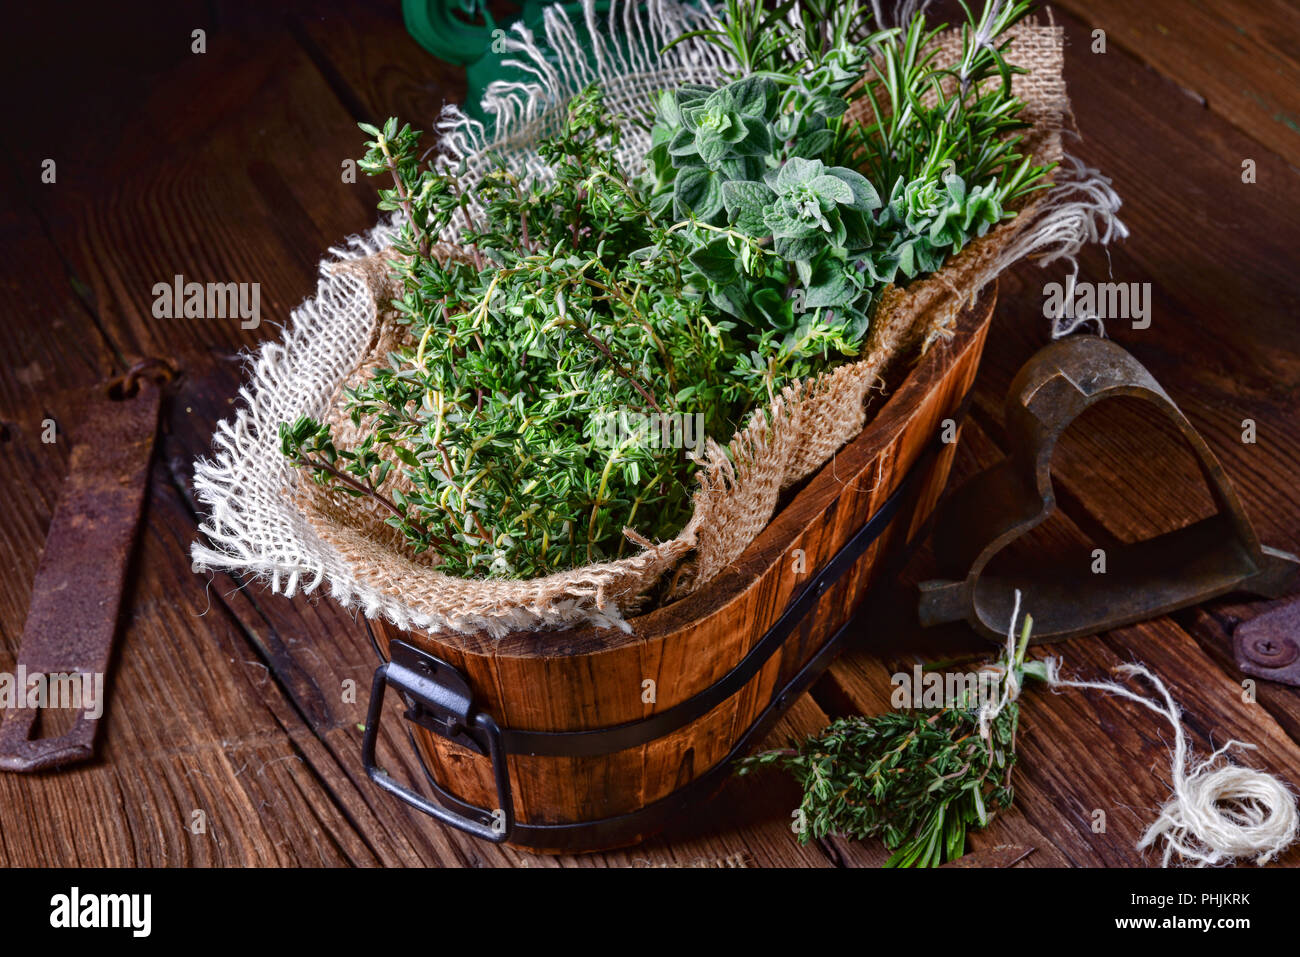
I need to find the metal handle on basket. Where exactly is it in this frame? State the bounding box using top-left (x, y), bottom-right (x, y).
top-left (361, 639), bottom-right (515, 842)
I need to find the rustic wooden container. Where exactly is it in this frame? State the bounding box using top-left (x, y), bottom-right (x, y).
top-left (363, 288), bottom-right (995, 853)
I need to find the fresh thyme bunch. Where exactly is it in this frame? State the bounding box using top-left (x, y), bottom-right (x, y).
top-left (284, 92), bottom-right (721, 575)
top-left (282, 88), bottom-right (842, 578)
top-left (740, 615), bottom-right (1048, 867)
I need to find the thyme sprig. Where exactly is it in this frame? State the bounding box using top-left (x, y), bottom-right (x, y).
top-left (740, 614), bottom-right (1048, 867)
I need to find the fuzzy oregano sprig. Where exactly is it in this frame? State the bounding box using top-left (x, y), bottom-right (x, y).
top-left (740, 614), bottom-right (1047, 867)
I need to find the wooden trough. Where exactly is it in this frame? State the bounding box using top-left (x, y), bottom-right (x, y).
top-left (361, 287), bottom-right (996, 852)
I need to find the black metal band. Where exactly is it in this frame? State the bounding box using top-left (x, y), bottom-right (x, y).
top-left (497, 463), bottom-right (917, 758)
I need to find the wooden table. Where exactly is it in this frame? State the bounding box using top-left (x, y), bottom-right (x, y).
top-left (1, 0), bottom-right (1297, 867)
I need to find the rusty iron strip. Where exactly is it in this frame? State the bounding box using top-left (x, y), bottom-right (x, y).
top-left (0, 358), bottom-right (174, 772)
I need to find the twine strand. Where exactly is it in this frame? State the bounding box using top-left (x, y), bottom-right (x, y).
top-left (996, 589), bottom-right (1298, 867)
top-left (976, 588), bottom-right (1022, 741)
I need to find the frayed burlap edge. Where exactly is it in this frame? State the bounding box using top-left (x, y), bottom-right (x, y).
top-left (292, 23), bottom-right (1074, 635)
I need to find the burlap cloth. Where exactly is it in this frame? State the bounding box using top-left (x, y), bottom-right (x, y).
top-left (293, 22), bottom-right (1067, 629)
top-left (192, 4), bottom-right (1122, 637)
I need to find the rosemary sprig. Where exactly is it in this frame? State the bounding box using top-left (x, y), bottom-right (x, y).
top-left (740, 614), bottom-right (1048, 867)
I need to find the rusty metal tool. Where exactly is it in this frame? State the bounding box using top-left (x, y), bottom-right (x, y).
top-left (918, 335), bottom-right (1298, 644)
top-left (0, 358), bottom-right (174, 772)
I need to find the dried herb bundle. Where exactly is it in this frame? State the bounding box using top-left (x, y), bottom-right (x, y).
top-left (740, 615), bottom-right (1048, 866)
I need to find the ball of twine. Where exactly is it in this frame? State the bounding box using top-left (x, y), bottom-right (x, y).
top-left (1047, 661), bottom-right (1298, 867)
top-left (1142, 749), bottom-right (1299, 866)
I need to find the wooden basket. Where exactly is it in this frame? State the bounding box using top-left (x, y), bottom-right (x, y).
top-left (361, 286), bottom-right (996, 852)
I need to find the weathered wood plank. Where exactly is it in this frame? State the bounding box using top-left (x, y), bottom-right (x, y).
top-left (1049, 0), bottom-right (1300, 167)
top-left (2, 28), bottom-right (382, 363)
top-left (0, 446), bottom-right (381, 866)
top-left (969, 5), bottom-right (1300, 530)
top-left (0, 175), bottom-right (114, 411)
top-left (0, 14), bottom-right (410, 865)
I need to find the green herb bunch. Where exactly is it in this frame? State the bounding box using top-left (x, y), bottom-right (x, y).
top-left (282, 89), bottom-right (842, 578)
top-left (740, 615), bottom-right (1047, 867)
top-left (851, 1), bottom-right (1047, 197)
top-left (279, 0), bottom-right (1055, 582)
top-left (845, 1), bottom-right (1054, 285)
top-left (653, 0), bottom-right (1054, 335)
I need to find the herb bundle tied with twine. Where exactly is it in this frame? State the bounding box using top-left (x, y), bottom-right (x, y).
top-left (744, 593), bottom-right (1299, 868)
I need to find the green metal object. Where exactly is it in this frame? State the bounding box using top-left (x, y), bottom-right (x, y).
top-left (402, 0), bottom-right (615, 122)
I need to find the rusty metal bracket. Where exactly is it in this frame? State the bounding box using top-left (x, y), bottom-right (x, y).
top-left (1234, 597), bottom-right (1300, 687)
top-left (0, 358), bottom-right (173, 772)
top-left (918, 335), bottom-right (1298, 644)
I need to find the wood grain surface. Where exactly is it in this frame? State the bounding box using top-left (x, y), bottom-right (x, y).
top-left (0, 0), bottom-right (1297, 867)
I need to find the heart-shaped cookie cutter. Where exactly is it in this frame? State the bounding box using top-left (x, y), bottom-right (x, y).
top-left (918, 335), bottom-right (1298, 644)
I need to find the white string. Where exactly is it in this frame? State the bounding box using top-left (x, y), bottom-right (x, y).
top-left (986, 589), bottom-right (1297, 866)
top-left (1046, 660), bottom-right (1298, 867)
top-left (976, 588), bottom-right (1021, 741)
